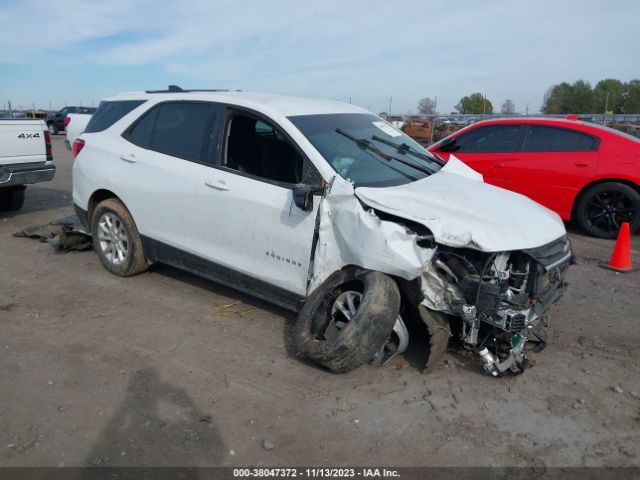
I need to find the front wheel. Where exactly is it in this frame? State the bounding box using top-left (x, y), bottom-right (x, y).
top-left (291, 269), bottom-right (400, 373)
top-left (91, 198), bottom-right (148, 277)
top-left (576, 182), bottom-right (640, 238)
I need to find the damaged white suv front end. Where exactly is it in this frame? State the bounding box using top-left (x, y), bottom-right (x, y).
top-left (290, 112), bottom-right (571, 376)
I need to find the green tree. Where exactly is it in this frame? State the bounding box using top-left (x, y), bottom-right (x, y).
top-left (623, 79), bottom-right (640, 113)
top-left (570, 80), bottom-right (595, 113)
top-left (594, 79), bottom-right (624, 113)
top-left (455, 93), bottom-right (493, 114)
top-left (542, 82), bottom-right (572, 114)
top-left (542, 80), bottom-right (595, 114)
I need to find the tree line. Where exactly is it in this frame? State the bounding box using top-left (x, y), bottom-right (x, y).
top-left (417, 93), bottom-right (512, 115)
top-left (416, 78), bottom-right (640, 116)
top-left (542, 79), bottom-right (640, 114)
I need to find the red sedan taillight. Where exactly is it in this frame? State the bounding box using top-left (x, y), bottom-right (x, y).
top-left (44, 131), bottom-right (53, 161)
top-left (72, 138), bottom-right (85, 158)
top-left (64, 115), bottom-right (71, 127)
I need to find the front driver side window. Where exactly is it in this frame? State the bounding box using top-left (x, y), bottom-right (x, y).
top-left (224, 113), bottom-right (319, 185)
top-left (454, 125), bottom-right (522, 153)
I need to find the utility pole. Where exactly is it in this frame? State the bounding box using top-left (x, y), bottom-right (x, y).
top-left (430, 96), bottom-right (438, 145)
top-left (604, 91), bottom-right (610, 114)
top-left (526, 102), bottom-right (529, 115)
top-left (388, 96), bottom-right (392, 116)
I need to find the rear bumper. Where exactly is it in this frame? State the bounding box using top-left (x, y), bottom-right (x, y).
top-left (0, 163), bottom-right (56, 189)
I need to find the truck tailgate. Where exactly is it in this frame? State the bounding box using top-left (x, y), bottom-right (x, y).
top-left (0, 120), bottom-right (47, 165)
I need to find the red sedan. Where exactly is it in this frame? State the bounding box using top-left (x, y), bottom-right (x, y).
top-left (428, 116), bottom-right (640, 238)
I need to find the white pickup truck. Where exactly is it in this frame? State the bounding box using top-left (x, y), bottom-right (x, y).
top-left (65, 113), bottom-right (92, 151)
top-left (0, 119), bottom-right (56, 210)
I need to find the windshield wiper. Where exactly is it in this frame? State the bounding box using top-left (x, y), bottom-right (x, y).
top-left (371, 135), bottom-right (444, 167)
top-left (335, 128), bottom-right (433, 176)
top-left (334, 129), bottom-right (416, 181)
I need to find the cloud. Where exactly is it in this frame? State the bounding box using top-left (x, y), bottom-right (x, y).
top-left (1, 0), bottom-right (639, 112)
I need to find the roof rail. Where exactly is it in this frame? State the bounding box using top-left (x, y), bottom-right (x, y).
top-left (145, 85), bottom-right (241, 94)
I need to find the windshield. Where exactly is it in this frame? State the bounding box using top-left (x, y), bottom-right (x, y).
top-left (289, 113), bottom-right (441, 187)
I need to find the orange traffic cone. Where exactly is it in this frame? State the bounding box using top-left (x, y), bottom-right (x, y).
top-left (606, 222), bottom-right (632, 272)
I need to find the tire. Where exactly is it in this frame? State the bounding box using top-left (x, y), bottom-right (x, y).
top-left (291, 269), bottom-right (401, 373)
top-left (0, 187), bottom-right (25, 211)
top-left (576, 182), bottom-right (640, 238)
top-left (47, 123), bottom-right (58, 135)
top-left (91, 198), bottom-right (148, 277)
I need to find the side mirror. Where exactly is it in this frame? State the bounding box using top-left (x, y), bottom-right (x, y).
top-left (292, 184), bottom-right (314, 211)
top-left (438, 137), bottom-right (457, 152)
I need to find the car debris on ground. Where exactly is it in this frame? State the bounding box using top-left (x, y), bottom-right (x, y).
top-left (13, 214), bottom-right (92, 252)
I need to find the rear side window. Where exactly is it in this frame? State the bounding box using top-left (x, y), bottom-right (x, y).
top-left (125, 101), bottom-right (221, 164)
top-left (453, 125), bottom-right (522, 153)
top-left (151, 103), bottom-right (215, 162)
top-left (523, 126), bottom-right (598, 152)
top-left (85, 100), bottom-right (145, 133)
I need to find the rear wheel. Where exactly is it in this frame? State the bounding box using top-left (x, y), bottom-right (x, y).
top-left (576, 182), bottom-right (640, 238)
top-left (91, 198), bottom-right (148, 276)
top-left (0, 187), bottom-right (25, 211)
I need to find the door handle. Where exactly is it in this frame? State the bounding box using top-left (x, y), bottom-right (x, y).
top-left (120, 154), bottom-right (137, 163)
top-left (573, 161), bottom-right (589, 167)
top-left (205, 179), bottom-right (229, 191)
top-left (492, 163), bottom-right (505, 168)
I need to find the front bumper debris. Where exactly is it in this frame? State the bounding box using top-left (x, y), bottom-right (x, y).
top-left (420, 236), bottom-right (572, 376)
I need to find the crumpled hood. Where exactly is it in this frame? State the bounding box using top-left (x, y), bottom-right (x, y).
top-left (354, 156), bottom-right (566, 252)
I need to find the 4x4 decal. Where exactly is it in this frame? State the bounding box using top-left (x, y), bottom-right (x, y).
top-left (18, 133), bottom-right (40, 139)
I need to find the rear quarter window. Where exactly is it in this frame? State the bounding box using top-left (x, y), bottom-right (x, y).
top-left (85, 100), bottom-right (146, 133)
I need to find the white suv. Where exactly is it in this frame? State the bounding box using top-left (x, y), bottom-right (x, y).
top-left (72, 86), bottom-right (571, 376)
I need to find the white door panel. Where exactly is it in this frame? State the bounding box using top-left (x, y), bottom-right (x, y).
top-left (199, 169), bottom-right (318, 295)
top-left (118, 141), bottom-right (205, 253)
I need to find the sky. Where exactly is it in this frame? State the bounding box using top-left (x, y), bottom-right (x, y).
top-left (1, 0), bottom-right (639, 114)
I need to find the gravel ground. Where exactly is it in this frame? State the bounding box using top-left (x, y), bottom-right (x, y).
top-left (1, 136), bottom-right (639, 467)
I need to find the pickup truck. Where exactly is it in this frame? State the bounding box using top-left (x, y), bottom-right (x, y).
top-left (0, 120), bottom-right (56, 210)
top-left (64, 113), bottom-right (92, 150)
top-left (46, 106), bottom-right (96, 135)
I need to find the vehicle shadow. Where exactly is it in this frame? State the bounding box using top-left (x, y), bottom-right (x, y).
top-left (148, 262), bottom-right (296, 320)
top-left (81, 366), bottom-right (226, 471)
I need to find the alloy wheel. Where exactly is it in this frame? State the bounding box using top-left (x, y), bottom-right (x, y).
top-left (584, 190), bottom-right (636, 236)
top-left (97, 212), bottom-right (129, 266)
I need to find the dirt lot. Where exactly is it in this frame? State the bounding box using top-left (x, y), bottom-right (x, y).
top-left (1, 136), bottom-right (639, 468)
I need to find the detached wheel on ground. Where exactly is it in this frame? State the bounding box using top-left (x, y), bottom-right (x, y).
top-left (0, 186), bottom-right (25, 211)
top-left (91, 198), bottom-right (148, 277)
top-left (576, 182), bottom-right (640, 238)
top-left (291, 269), bottom-right (401, 373)
top-left (47, 123), bottom-right (58, 135)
